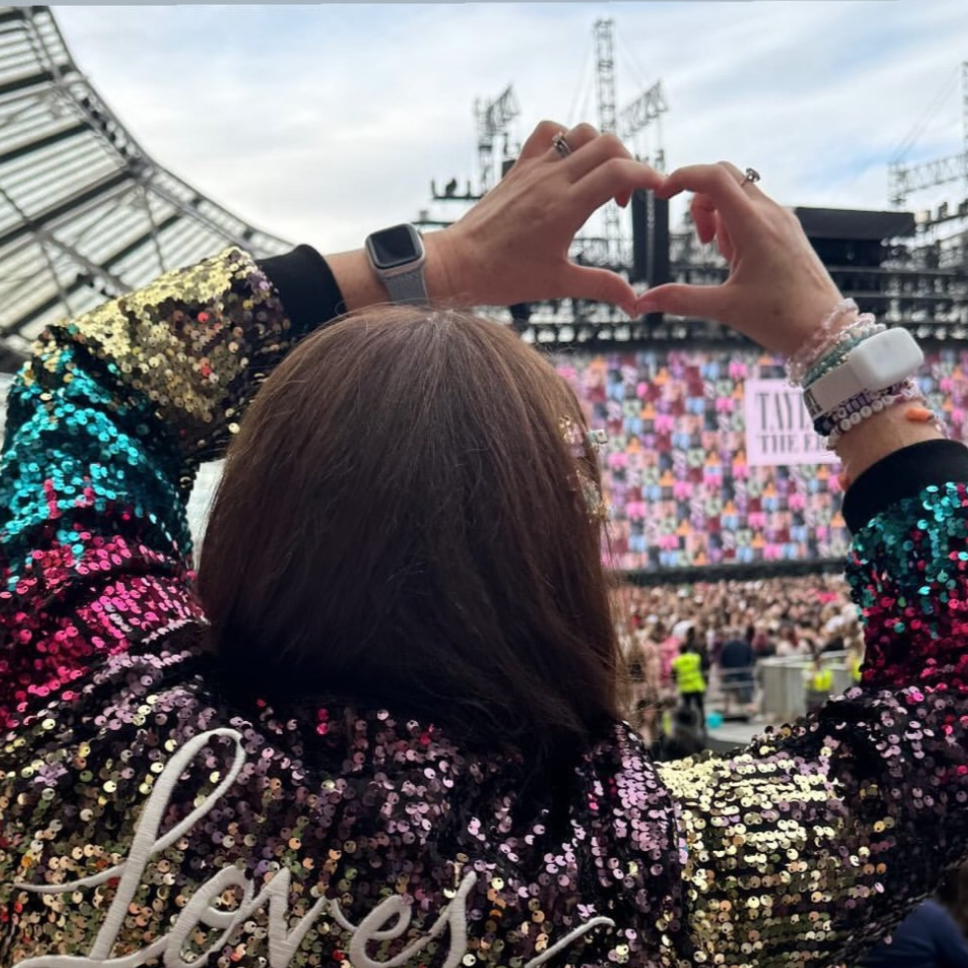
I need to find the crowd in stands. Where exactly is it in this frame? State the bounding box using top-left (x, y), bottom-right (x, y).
top-left (558, 347), bottom-right (968, 571)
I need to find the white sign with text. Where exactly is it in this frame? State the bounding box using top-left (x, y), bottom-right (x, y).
top-left (744, 379), bottom-right (838, 467)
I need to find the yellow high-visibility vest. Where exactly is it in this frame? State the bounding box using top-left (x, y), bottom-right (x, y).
top-left (809, 667), bottom-right (833, 693)
top-left (671, 652), bottom-right (706, 694)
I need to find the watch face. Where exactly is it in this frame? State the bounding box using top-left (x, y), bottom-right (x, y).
top-left (369, 225), bottom-right (420, 269)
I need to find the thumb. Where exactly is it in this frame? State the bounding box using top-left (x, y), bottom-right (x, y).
top-left (635, 282), bottom-right (729, 322)
top-left (562, 265), bottom-right (637, 313)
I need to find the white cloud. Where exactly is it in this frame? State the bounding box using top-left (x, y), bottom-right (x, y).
top-left (55, 2), bottom-right (968, 253)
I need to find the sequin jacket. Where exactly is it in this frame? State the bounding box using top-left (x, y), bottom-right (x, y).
top-left (3, 247), bottom-right (968, 968)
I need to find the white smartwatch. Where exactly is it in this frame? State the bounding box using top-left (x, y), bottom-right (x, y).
top-left (364, 224), bottom-right (428, 304)
top-left (802, 328), bottom-right (924, 419)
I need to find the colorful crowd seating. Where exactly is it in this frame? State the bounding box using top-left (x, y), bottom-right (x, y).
top-left (557, 347), bottom-right (964, 571)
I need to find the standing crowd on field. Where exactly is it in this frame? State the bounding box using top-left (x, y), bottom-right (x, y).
top-left (615, 573), bottom-right (865, 754)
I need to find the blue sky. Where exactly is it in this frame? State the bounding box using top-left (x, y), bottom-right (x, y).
top-left (55, 2), bottom-right (968, 252)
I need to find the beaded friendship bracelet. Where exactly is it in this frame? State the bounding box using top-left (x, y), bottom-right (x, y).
top-left (786, 299), bottom-right (858, 385)
top-left (825, 379), bottom-right (926, 449)
top-left (788, 299), bottom-right (945, 451)
top-left (812, 382), bottom-right (908, 438)
top-left (802, 315), bottom-right (884, 387)
top-left (826, 398), bottom-right (946, 449)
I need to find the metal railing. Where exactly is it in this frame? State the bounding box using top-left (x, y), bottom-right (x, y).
top-left (757, 652), bottom-right (854, 722)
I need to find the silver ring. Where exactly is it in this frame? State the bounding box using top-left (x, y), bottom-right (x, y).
top-left (740, 167), bottom-right (761, 188)
top-left (552, 131), bottom-right (572, 159)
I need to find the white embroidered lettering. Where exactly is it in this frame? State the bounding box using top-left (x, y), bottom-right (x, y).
top-left (10, 729), bottom-right (612, 968)
top-left (245, 871), bottom-right (332, 968)
top-left (164, 866), bottom-right (251, 968)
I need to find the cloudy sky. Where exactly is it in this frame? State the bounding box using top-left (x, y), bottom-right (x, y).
top-left (55, 2), bottom-right (968, 254)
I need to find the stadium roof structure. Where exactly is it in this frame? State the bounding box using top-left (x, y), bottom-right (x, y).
top-left (0, 5), bottom-right (291, 371)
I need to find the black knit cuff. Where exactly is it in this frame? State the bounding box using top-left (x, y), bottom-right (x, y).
top-left (258, 245), bottom-right (346, 338)
top-left (842, 439), bottom-right (968, 533)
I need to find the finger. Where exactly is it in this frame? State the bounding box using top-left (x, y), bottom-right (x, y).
top-left (519, 120), bottom-right (569, 162)
top-left (561, 122), bottom-right (600, 155)
top-left (562, 131), bottom-right (634, 180)
top-left (634, 281), bottom-right (733, 322)
top-left (541, 122), bottom-right (602, 165)
top-left (716, 212), bottom-right (735, 263)
top-left (690, 194), bottom-right (717, 245)
top-left (561, 263), bottom-right (637, 313)
top-left (654, 163), bottom-right (751, 220)
top-left (719, 161), bottom-right (767, 200)
top-left (571, 157), bottom-right (664, 211)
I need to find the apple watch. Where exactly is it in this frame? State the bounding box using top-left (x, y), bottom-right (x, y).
top-left (802, 328), bottom-right (924, 419)
top-left (364, 224), bottom-right (428, 304)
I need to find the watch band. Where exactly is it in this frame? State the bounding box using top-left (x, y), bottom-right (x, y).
top-left (383, 265), bottom-right (428, 304)
top-left (803, 328), bottom-right (924, 419)
top-left (803, 366), bottom-right (864, 419)
top-left (365, 224), bottom-right (429, 306)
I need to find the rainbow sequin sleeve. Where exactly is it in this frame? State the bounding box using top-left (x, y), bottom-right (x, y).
top-left (658, 442), bottom-right (968, 968)
top-left (0, 248), bottom-right (300, 731)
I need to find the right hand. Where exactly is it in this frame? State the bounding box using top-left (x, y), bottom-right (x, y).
top-left (432, 121), bottom-right (664, 314)
top-left (633, 162), bottom-right (844, 355)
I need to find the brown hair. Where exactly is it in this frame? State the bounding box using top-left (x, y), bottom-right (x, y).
top-left (198, 306), bottom-right (621, 761)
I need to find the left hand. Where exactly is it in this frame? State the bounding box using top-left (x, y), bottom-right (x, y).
top-left (430, 121), bottom-right (664, 314)
top-left (632, 162), bottom-right (842, 354)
